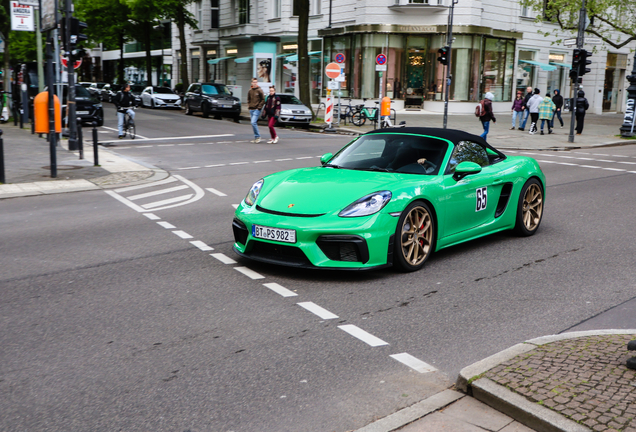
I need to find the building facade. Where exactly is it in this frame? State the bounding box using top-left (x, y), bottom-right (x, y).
top-left (172, 0), bottom-right (634, 114)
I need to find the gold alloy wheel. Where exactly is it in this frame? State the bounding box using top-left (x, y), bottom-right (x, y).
top-left (401, 206), bottom-right (433, 266)
top-left (522, 183), bottom-right (543, 231)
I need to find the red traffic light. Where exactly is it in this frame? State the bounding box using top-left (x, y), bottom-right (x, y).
top-left (437, 47), bottom-right (449, 65)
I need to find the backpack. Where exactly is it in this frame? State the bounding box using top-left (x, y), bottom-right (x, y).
top-left (475, 100), bottom-right (485, 117)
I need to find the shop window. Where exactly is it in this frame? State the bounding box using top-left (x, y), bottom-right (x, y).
top-left (516, 50), bottom-right (535, 94)
top-left (191, 50), bottom-right (200, 83)
top-left (481, 37), bottom-right (514, 101)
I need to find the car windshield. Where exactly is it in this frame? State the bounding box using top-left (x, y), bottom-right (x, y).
top-left (75, 85), bottom-right (92, 98)
top-left (327, 134), bottom-right (449, 175)
top-left (153, 87), bottom-right (174, 94)
top-left (201, 84), bottom-right (231, 95)
top-left (130, 86), bottom-right (144, 94)
top-left (278, 95), bottom-right (303, 105)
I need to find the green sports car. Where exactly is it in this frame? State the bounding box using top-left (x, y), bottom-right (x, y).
top-left (232, 127), bottom-right (545, 272)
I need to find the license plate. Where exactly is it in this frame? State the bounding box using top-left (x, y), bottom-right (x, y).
top-left (220, 104), bottom-right (230, 108)
top-left (252, 224), bottom-right (296, 243)
top-left (77, 111), bottom-right (89, 115)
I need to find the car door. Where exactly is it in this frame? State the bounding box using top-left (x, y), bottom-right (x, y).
top-left (142, 88), bottom-right (151, 106)
top-left (441, 141), bottom-right (504, 237)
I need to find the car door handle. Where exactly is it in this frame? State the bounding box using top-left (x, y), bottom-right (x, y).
top-left (493, 179), bottom-right (503, 184)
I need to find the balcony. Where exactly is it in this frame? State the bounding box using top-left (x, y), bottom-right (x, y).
top-left (388, 0), bottom-right (448, 13)
top-left (218, 23), bottom-right (260, 40)
top-left (193, 29), bottom-right (220, 45)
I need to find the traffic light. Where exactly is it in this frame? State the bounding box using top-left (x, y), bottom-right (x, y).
top-left (70, 18), bottom-right (88, 46)
top-left (578, 49), bottom-right (592, 76)
top-left (437, 46), bottom-right (449, 65)
top-left (572, 48), bottom-right (582, 71)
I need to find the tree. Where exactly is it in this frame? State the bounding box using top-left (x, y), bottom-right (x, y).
top-left (125, 0), bottom-right (160, 86)
top-left (0, 0), bottom-right (13, 90)
top-left (293, 0), bottom-right (312, 115)
top-left (157, 0), bottom-right (197, 89)
top-left (521, 0), bottom-right (636, 49)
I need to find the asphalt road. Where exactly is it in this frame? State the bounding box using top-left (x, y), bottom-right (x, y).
top-left (2, 105), bottom-right (636, 431)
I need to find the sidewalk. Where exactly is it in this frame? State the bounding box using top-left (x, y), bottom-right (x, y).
top-left (0, 124), bottom-right (168, 198)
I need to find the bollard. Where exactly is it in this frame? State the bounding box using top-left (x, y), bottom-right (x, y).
top-left (13, 100), bottom-right (17, 126)
top-left (30, 100), bottom-right (35, 134)
top-left (0, 129), bottom-right (5, 184)
top-left (92, 121), bottom-right (99, 166)
top-left (628, 340), bottom-right (636, 370)
top-left (77, 119), bottom-right (84, 160)
top-left (19, 107), bottom-right (24, 129)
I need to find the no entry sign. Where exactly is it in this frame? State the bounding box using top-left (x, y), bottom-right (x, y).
top-left (325, 62), bottom-right (341, 79)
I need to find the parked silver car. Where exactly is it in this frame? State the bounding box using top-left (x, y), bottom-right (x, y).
top-left (272, 94), bottom-right (312, 127)
top-left (141, 86), bottom-right (181, 109)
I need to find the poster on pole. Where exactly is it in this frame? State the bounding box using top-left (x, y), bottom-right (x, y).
top-left (254, 52), bottom-right (274, 94)
top-left (11, 2), bottom-right (35, 31)
top-left (41, 0), bottom-right (58, 32)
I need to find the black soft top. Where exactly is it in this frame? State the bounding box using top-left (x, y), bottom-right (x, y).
top-left (365, 127), bottom-right (497, 151)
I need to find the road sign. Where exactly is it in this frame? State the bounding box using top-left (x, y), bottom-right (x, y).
top-left (564, 38), bottom-right (577, 46)
top-left (335, 74), bottom-right (346, 83)
top-left (585, 37), bottom-right (601, 44)
top-left (376, 54), bottom-right (387, 65)
top-left (10, 2), bottom-right (35, 31)
top-left (61, 56), bottom-right (82, 70)
top-left (335, 53), bottom-right (345, 64)
top-left (328, 81), bottom-right (340, 90)
top-left (375, 64), bottom-right (387, 72)
top-left (325, 62), bottom-right (341, 79)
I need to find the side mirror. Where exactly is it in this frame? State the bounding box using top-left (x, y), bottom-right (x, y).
top-left (230, 90), bottom-right (234, 96)
top-left (453, 161), bottom-right (482, 181)
top-left (320, 153), bottom-right (333, 166)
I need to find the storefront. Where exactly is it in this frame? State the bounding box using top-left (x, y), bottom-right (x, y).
top-left (604, 53), bottom-right (627, 112)
top-left (320, 25), bottom-right (520, 107)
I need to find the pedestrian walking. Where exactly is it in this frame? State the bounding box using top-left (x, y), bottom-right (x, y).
top-left (261, 86), bottom-right (281, 144)
top-left (247, 78), bottom-right (265, 143)
top-left (511, 91), bottom-right (524, 130)
top-left (550, 89), bottom-right (564, 128)
top-left (575, 90), bottom-right (590, 135)
top-left (538, 94), bottom-right (556, 135)
top-left (478, 92), bottom-right (496, 140)
top-left (519, 86), bottom-right (533, 131)
top-left (526, 88), bottom-right (543, 135)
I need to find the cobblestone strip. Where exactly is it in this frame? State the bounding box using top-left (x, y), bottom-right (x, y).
top-left (484, 334), bottom-right (636, 432)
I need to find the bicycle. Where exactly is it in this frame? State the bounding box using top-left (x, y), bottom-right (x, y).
top-left (351, 100), bottom-right (380, 128)
top-left (118, 106), bottom-right (136, 139)
top-left (337, 98), bottom-right (356, 125)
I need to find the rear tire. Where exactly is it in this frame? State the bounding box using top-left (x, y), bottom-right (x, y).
top-left (202, 103), bottom-right (209, 118)
top-left (514, 178), bottom-right (544, 236)
top-left (393, 201), bottom-right (435, 272)
top-left (185, 103), bottom-right (192, 115)
top-left (352, 111), bottom-right (366, 126)
top-left (129, 121), bottom-right (136, 140)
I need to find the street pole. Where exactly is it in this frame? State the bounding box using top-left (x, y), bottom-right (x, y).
top-left (443, 0), bottom-right (458, 129)
top-left (619, 53), bottom-right (636, 137)
top-left (35, 9), bottom-right (45, 92)
top-left (568, 0), bottom-right (586, 143)
top-left (46, 33), bottom-right (57, 178)
top-left (65, 0), bottom-right (78, 151)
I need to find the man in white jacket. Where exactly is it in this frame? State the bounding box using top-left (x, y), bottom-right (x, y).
top-left (526, 88), bottom-right (543, 135)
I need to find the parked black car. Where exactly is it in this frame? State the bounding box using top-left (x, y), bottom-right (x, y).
top-left (184, 83), bottom-right (240, 120)
top-left (100, 84), bottom-right (121, 102)
top-left (61, 84), bottom-right (104, 126)
top-left (129, 85), bottom-right (144, 106)
top-left (87, 82), bottom-right (107, 98)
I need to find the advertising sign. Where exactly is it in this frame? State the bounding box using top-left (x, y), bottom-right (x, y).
top-left (41, 0), bottom-right (58, 32)
top-left (11, 2), bottom-right (35, 31)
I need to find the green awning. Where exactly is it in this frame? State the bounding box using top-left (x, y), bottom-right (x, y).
top-left (519, 60), bottom-right (557, 72)
top-left (550, 62), bottom-right (571, 69)
top-left (278, 53), bottom-right (295, 58)
top-left (207, 57), bottom-right (232, 65)
top-left (284, 51), bottom-right (322, 62)
top-left (234, 56), bottom-right (253, 64)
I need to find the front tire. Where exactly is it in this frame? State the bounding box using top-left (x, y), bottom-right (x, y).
top-left (514, 178), bottom-right (544, 236)
top-left (185, 103), bottom-right (192, 115)
top-left (129, 122), bottom-right (136, 140)
top-left (202, 103), bottom-right (210, 118)
top-left (352, 111), bottom-right (366, 126)
top-left (393, 201), bottom-right (435, 272)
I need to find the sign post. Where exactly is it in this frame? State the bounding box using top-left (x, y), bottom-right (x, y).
top-left (376, 54), bottom-right (387, 125)
top-left (325, 62), bottom-right (341, 132)
top-left (334, 54), bottom-right (345, 126)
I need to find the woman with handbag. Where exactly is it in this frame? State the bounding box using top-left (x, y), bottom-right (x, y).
top-left (261, 86), bottom-right (281, 144)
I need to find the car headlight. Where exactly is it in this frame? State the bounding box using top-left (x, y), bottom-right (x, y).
top-left (244, 179), bottom-right (264, 206)
top-left (233, 100), bottom-right (239, 105)
top-left (280, 108), bottom-right (292, 114)
top-left (95, 103), bottom-right (102, 108)
top-left (339, 191), bottom-right (392, 217)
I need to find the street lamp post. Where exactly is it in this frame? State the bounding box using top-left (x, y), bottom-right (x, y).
top-left (619, 53), bottom-right (636, 137)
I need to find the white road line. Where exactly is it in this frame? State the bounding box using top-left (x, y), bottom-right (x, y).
top-left (136, 145), bottom-right (154, 148)
top-left (603, 168), bottom-right (626, 172)
top-left (253, 160), bottom-right (271, 163)
top-left (143, 213), bottom-right (160, 220)
top-left (296, 157), bottom-right (313, 160)
top-left (172, 230), bottom-right (193, 239)
top-left (276, 158), bottom-right (293, 161)
top-left (179, 143), bottom-right (195, 146)
top-left (232, 204), bottom-right (239, 209)
top-left (115, 177), bottom-right (178, 193)
top-left (297, 302), bottom-right (338, 319)
top-left (619, 161), bottom-right (636, 165)
top-left (190, 240), bottom-right (214, 251)
top-left (338, 325), bottom-right (389, 347)
top-left (157, 144), bottom-right (175, 147)
top-left (103, 134), bottom-right (234, 143)
top-left (230, 162), bottom-right (249, 165)
top-left (128, 185), bottom-right (190, 201)
top-left (205, 164), bottom-right (226, 167)
top-left (157, 221), bottom-right (176, 229)
top-left (145, 175), bottom-right (206, 211)
top-left (581, 165), bottom-right (601, 169)
top-left (234, 267), bottom-right (265, 279)
top-left (104, 190), bottom-right (146, 212)
top-left (210, 253), bottom-right (237, 264)
top-left (390, 353), bottom-right (438, 374)
top-left (178, 166), bottom-right (202, 170)
top-left (263, 283), bottom-right (297, 297)
top-left (142, 194), bottom-right (194, 209)
top-left (206, 188), bottom-right (227, 197)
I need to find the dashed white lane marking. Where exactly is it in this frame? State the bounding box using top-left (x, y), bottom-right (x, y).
top-left (172, 230), bottom-right (193, 239)
top-left (296, 156), bottom-right (313, 160)
top-left (297, 302), bottom-right (339, 319)
top-left (235, 266), bottom-right (265, 279)
top-left (157, 144), bottom-right (175, 147)
top-left (205, 164), bottom-right (226, 167)
top-left (210, 253), bottom-right (237, 264)
top-left (275, 158), bottom-right (293, 161)
top-left (136, 145), bottom-right (153, 148)
top-left (143, 213), bottom-right (160, 220)
top-left (179, 166), bottom-right (201, 170)
top-left (190, 240), bottom-right (214, 251)
top-left (230, 162), bottom-right (249, 165)
top-left (157, 221), bottom-right (176, 229)
top-left (390, 353), bottom-right (437, 373)
top-left (115, 177), bottom-right (178, 193)
top-left (338, 325), bottom-right (389, 347)
top-left (254, 160), bottom-right (271, 163)
top-left (263, 283), bottom-right (297, 297)
top-left (179, 143), bottom-right (195, 146)
top-left (142, 194), bottom-right (194, 209)
top-left (128, 185), bottom-right (190, 201)
top-left (206, 187), bottom-right (227, 197)
top-left (103, 133), bottom-right (235, 144)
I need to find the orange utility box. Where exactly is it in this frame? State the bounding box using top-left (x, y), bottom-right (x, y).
top-left (34, 92), bottom-right (62, 133)
top-left (381, 97), bottom-right (391, 117)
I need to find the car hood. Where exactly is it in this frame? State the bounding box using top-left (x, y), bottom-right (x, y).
top-left (280, 103), bottom-right (310, 112)
top-left (258, 167), bottom-right (398, 215)
top-left (154, 94), bottom-right (180, 100)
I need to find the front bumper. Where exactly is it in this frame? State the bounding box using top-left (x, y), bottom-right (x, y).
top-left (278, 114), bottom-right (312, 124)
top-left (232, 202), bottom-right (397, 269)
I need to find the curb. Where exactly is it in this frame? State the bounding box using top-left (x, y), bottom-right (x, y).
top-left (456, 329), bottom-right (636, 432)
